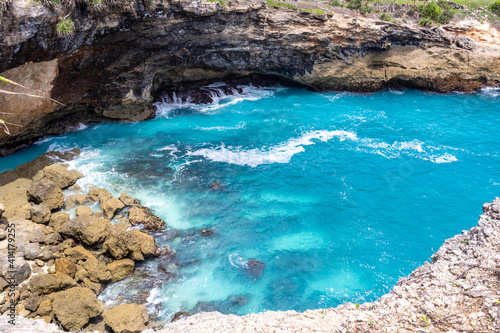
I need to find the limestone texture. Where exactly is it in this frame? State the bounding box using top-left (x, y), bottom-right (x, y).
top-left (0, 0), bottom-right (499, 155)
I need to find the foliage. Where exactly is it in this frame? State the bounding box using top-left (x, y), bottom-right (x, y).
top-left (56, 16), bottom-right (75, 37)
top-left (265, 0), bottom-right (298, 9)
top-left (418, 0), bottom-right (454, 26)
top-left (489, 0), bottom-right (500, 15)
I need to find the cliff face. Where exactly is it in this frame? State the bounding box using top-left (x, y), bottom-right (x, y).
top-left (0, 0), bottom-right (499, 155)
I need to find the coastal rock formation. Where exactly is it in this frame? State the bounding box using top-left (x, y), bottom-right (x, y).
top-left (103, 303), bottom-right (149, 333)
top-left (0, 159), bottom-right (165, 331)
top-left (0, 0), bottom-right (499, 154)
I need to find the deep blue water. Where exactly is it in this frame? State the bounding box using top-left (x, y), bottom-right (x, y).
top-left (1, 86), bottom-right (499, 319)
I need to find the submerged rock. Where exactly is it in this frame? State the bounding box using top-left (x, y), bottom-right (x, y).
top-left (103, 303), bottom-right (149, 333)
top-left (246, 259), bottom-right (266, 279)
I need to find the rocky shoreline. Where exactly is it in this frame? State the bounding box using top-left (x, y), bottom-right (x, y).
top-left (1, 152), bottom-right (500, 332)
top-left (0, 152), bottom-right (176, 332)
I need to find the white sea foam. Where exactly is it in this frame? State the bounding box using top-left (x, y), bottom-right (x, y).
top-left (479, 87), bottom-right (500, 98)
top-left (197, 121), bottom-right (246, 132)
top-left (189, 130), bottom-right (357, 167)
top-left (154, 85), bottom-right (280, 117)
top-left (428, 153), bottom-right (458, 163)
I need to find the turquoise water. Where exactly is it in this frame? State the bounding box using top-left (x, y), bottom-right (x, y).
top-left (1, 86), bottom-right (500, 319)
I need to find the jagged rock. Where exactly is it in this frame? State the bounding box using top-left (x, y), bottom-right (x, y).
top-left (103, 303), bottom-right (149, 333)
top-left (82, 277), bottom-right (106, 295)
top-left (44, 232), bottom-right (62, 245)
top-left (29, 227), bottom-right (51, 243)
top-left (49, 287), bottom-right (103, 331)
top-left (30, 204), bottom-right (51, 224)
top-left (58, 238), bottom-right (76, 252)
top-left (75, 205), bottom-right (94, 217)
top-left (20, 243), bottom-right (42, 260)
top-left (37, 250), bottom-right (54, 261)
top-left (107, 259), bottom-right (135, 282)
top-left (89, 186), bottom-right (112, 203)
top-left (101, 197), bottom-right (125, 219)
top-left (0, 203), bottom-right (4, 218)
top-left (28, 273), bottom-right (76, 294)
top-left (64, 245), bottom-right (94, 260)
top-left (55, 258), bottom-right (77, 278)
top-left (48, 211), bottom-right (70, 232)
top-left (0, 179), bottom-right (32, 220)
top-left (24, 293), bottom-right (41, 312)
top-left (119, 192), bottom-right (140, 206)
top-left (36, 300), bottom-right (53, 317)
top-left (39, 164), bottom-right (84, 189)
top-left (80, 256), bottom-right (112, 283)
top-left (201, 229), bottom-right (215, 237)
top-left (66, 194), bottom-right (98, 209)
top-left (27, 178), bottom-right (64, 211)
top-left (103, 224), bottom-right (159, 261)
top-left (128, 206), bottom-right (165, 231)
top-left (58, 215), bottom-right (111, 246)
top-left (455, 35), bottom-right (475, 50)
top-left (0, 277), bottom-right (8, 292)
top-left (0, 257), bottom-right (31, 285)
top-left (171, 312), bottom-right (190, 322)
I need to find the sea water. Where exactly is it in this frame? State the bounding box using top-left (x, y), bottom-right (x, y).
top-left (1, 86), bottom-right (499, 319)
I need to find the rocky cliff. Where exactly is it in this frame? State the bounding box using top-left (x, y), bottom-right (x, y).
top-left (0, 0), bottom-right (499, 155)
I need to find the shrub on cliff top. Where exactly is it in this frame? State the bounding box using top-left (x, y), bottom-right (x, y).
top-left (490, 0), bottom-right (500, 15)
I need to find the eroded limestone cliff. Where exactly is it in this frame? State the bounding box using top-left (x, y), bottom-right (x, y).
top-left (0, 0), bottom-right (499, 155)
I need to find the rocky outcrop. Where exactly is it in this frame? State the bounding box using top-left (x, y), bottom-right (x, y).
top-left (0, 0), bottom-right (499, 155)
top-left (0, 160), bottom-right (165, 331)
top-left (103, 303), bottom-right (149, 333)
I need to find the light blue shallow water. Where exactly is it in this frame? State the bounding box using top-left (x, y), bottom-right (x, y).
top-left (1, 86), bottom-right (499, 319)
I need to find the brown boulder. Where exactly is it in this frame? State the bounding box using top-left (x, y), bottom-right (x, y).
top-left (28, 273), bottom-right (77, 295)
top-left (128, 206), bottom-right (165, 231)
top-left (27, 178), bottom-right (64, 211)
top-left (55, 258), bottom-right (77, 278)
top-left (40, 164), bottom-right (83, 189)
top-left (118, 192), bottom-right (140, 206)
top-left (0, 178), bottom-right (32, 220)
top-left (30, 204), bottom-right (51, 224)
top-left (89, 186), bottom-right (112, 203)
top-left (107, 259), bottom-right (135, 282)
top-left (103, 225), bottom-right (159, 261)
top-left (80, 256), bottom-right (112, 283)
top-left (36, 299), bottom-right (53, 316)
top-left (101, 197), bottom-right (125, 219)
top-left (103, 303), bottom-right (149, 333)
top-left (44, 232), bottom-right (63, 245)
top-left (75, 205), bottom-right (94, 217)
top-left (49, 211), bottom-right (70, 232)
top-left (58, 215), bottom-right (111, 246)
top-left (49, 287), bottom-right (103, 331)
